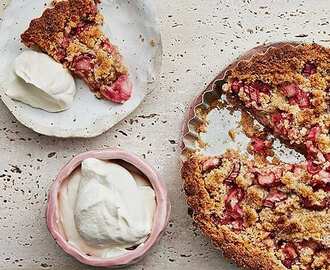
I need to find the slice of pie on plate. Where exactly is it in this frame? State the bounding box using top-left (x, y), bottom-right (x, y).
top-left (21, 0), bottom-right (132, 103)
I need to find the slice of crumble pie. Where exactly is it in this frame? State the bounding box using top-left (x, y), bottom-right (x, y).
top-left (21, 0), bottom-right (132, 103)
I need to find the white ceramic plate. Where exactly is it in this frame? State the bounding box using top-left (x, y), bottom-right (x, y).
top-left (0, 0), bottom-right (162, 137)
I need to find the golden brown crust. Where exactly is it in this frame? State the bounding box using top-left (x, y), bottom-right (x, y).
top-left (228, 43), bottom-right (330, 86)
top-left (21, 0), bottom-right (96, 53)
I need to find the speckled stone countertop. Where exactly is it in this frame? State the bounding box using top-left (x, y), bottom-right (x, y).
top-left (0, 0), bottom-right (329, 269)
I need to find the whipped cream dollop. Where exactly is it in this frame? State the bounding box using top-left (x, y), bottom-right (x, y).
top-left (59, 158), bottom-right (156, 258)
top-left (6, 50), bottom-right (76, 112)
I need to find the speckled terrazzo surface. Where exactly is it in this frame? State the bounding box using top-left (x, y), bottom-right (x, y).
top-left (0, 0), bottom-right (329, 269)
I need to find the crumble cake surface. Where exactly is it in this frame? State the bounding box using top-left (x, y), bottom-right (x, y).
top-left (183, 151), bottom-right (329, 270)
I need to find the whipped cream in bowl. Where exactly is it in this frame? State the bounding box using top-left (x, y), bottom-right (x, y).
top-left (47, 148), bottom-right (170, 267)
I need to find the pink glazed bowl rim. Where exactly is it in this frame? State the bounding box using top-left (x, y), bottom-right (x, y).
top-left (46, 148), bottom-right (170, 267)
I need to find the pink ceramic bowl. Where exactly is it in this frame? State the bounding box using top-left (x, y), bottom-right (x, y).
top-left (47, 148), bottom-right (170, 267)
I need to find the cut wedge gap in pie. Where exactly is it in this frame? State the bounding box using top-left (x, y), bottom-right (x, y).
top-left (21, 0), bottom-right (132, 104)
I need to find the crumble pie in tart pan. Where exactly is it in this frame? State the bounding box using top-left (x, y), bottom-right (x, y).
top-left (182, 43), bottom-right (330, 270)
